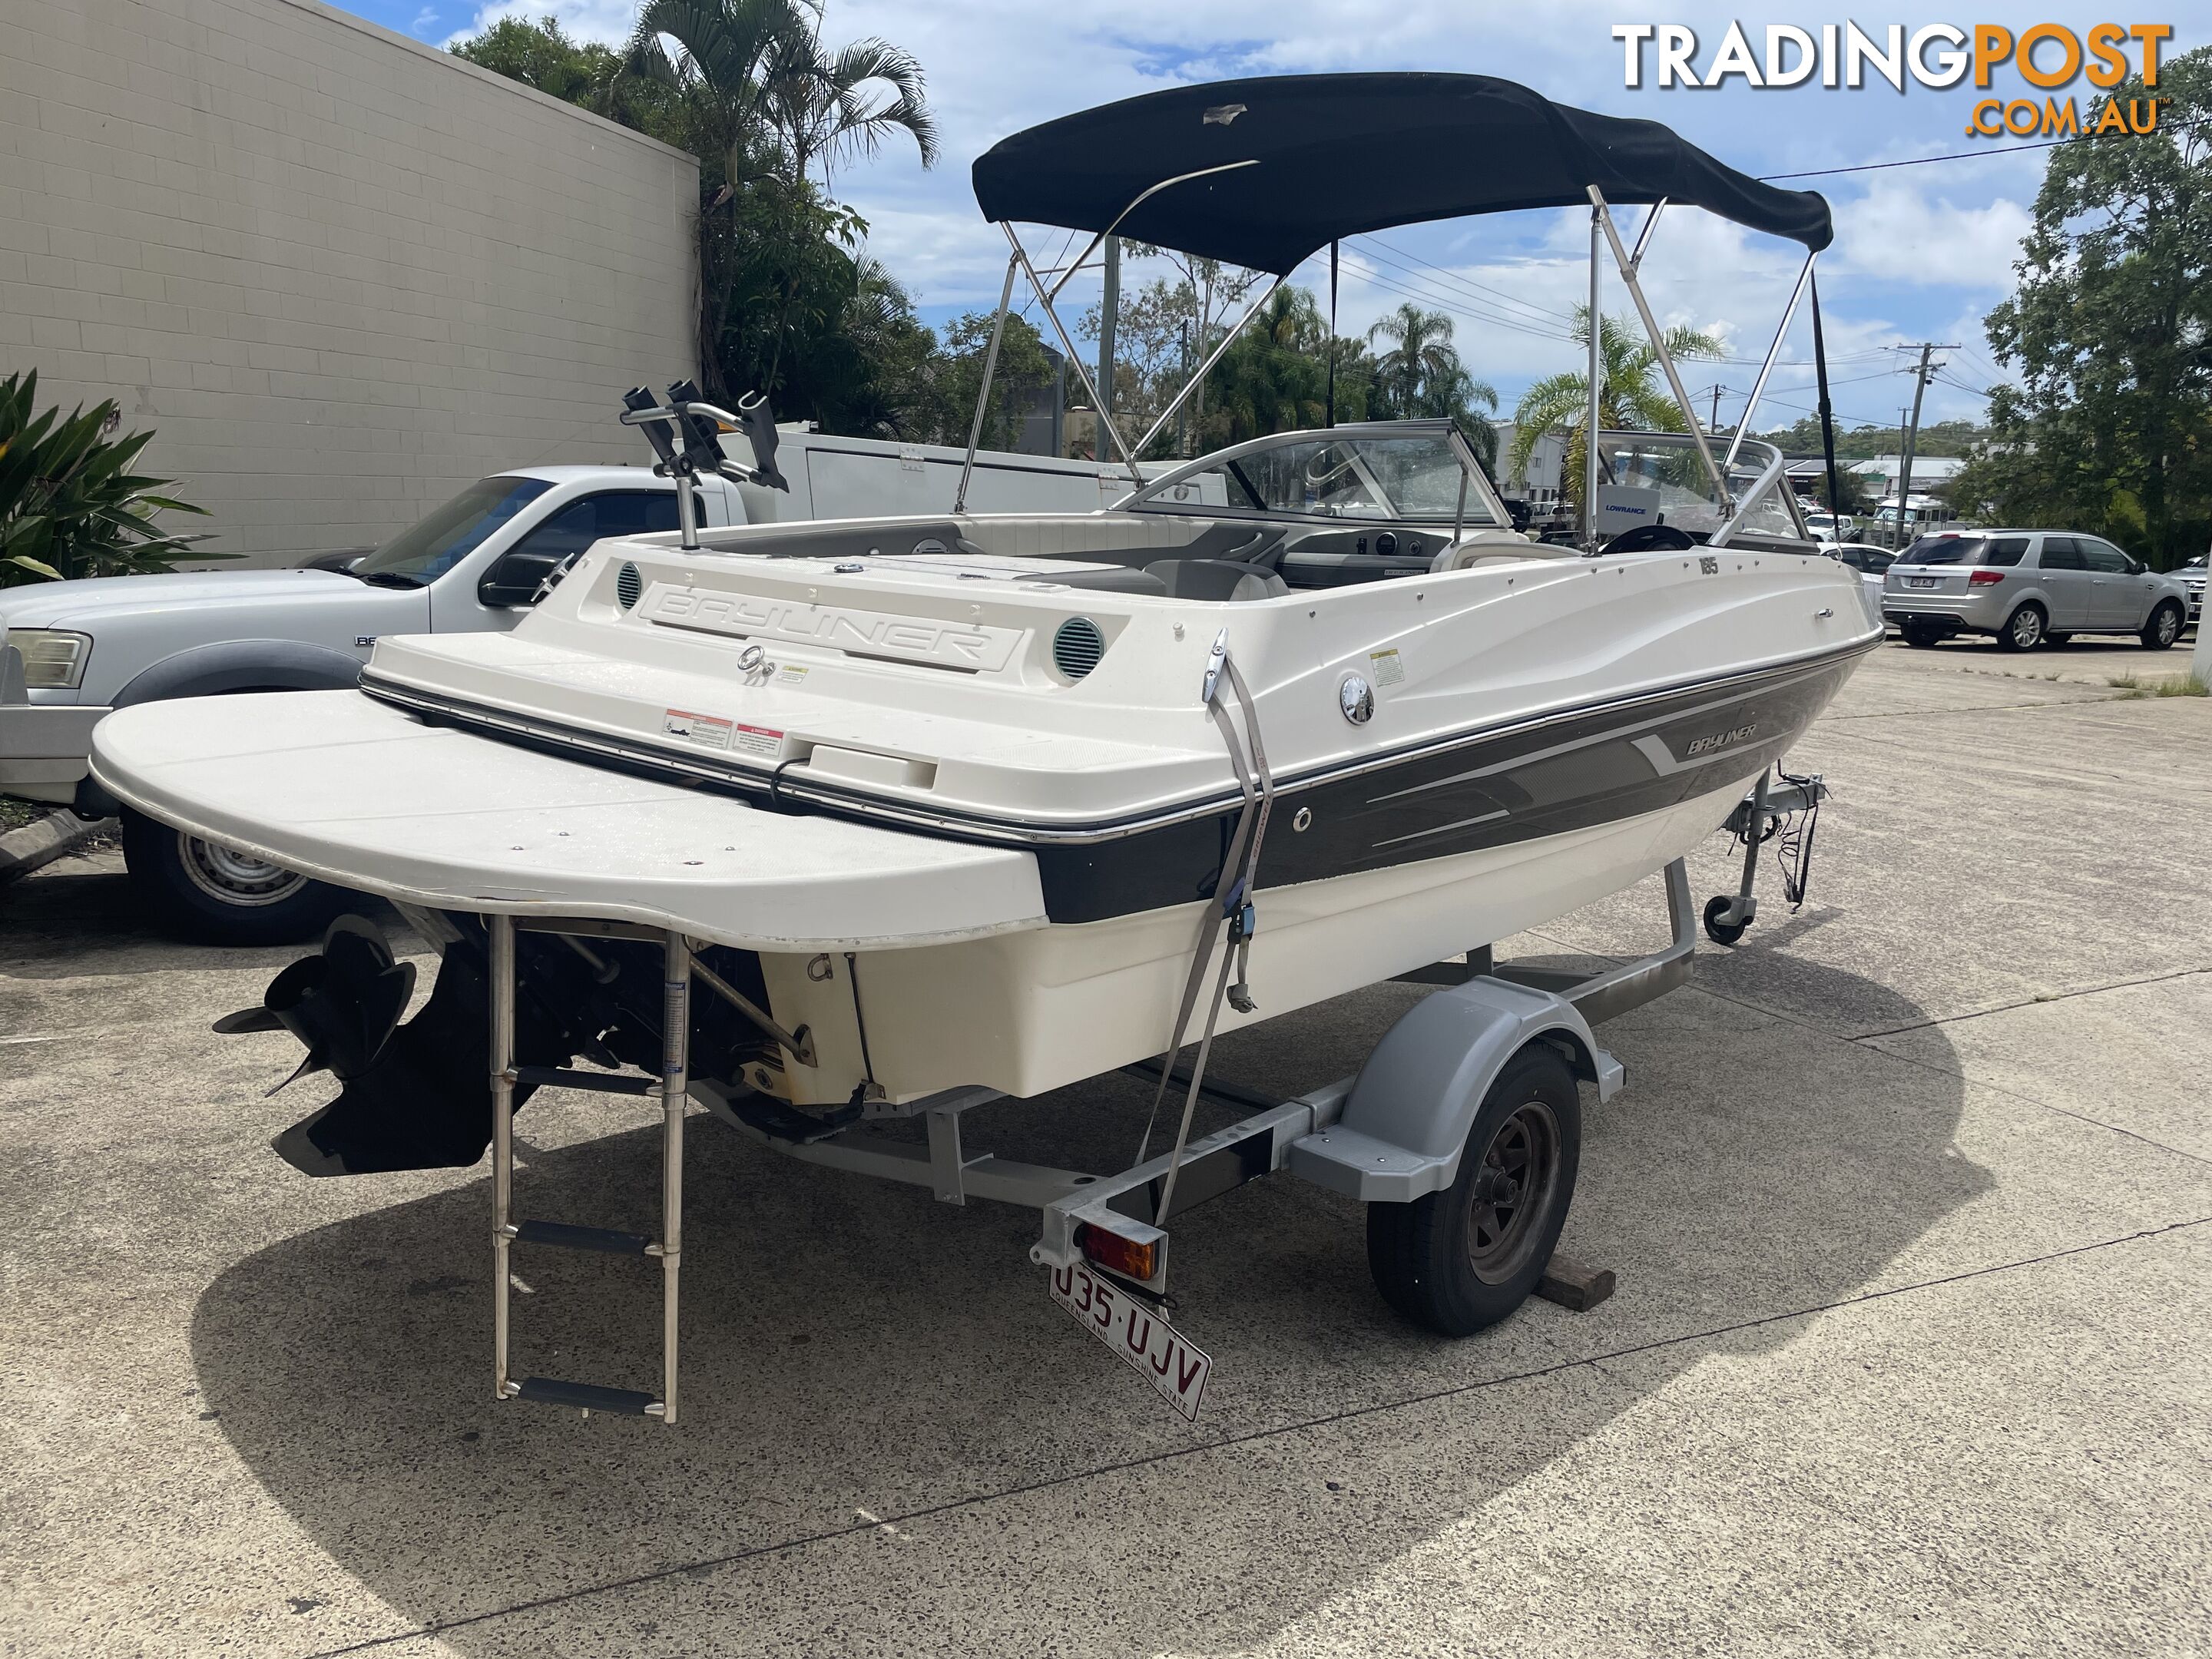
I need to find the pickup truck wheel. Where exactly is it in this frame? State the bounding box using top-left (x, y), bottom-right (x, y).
top-left (121, 808), bottom-right (353, 945)
top-left (1366, 1044), bottom-right (1581, 1336)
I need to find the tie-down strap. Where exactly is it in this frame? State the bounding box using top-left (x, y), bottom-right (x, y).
top-left (1134, 634), bottom-right (1276, 1234)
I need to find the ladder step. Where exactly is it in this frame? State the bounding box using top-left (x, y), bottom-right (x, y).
top-left (516, 1065), bottom-right (657, 1096)
top-left (513, 1219), bottom-right (653, 1255)
top-left (513, 1377), bottom-right (660, 1416)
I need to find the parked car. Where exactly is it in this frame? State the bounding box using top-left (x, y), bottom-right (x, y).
top-left (1882, 529), bottom-right (2191, 653)
top-left (1821, 541), bottom-right (1895, 624)
top-left (1805, 510), bottom-right (1859, 540)
top-left (0, 467), bottom-right (745, 942)
top-left (2181, 552), bottom-right (2205, 627)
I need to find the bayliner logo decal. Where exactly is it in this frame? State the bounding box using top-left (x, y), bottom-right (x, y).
top-left (1686, 724), bottom-right (1757, 757)
top-left (641, 584), bottom-right (1022, 671)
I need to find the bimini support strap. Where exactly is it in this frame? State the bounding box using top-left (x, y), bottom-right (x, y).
top-left (1133, 632), bottom-right (1276, 1238)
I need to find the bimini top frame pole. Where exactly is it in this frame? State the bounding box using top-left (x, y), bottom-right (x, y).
top-left (955, 162), bottom-right (1264, 506)
top-left (1724, 248), bottom-right (1816, 473)
top-left (1002, 224), bottom-right (1144, 492)
top-left (1588, 186), bottom-right (1735, 515)
top-left (952, 254), bottom-right (1021, 515)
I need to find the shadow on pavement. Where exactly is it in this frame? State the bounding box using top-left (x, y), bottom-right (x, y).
top-left (188, 952), bottom-right (1985, 1656)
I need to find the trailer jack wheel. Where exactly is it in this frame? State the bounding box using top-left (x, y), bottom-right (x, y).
top-left (1366, 1044), bottom-right (1581, 1336)
top-left (1701, 894), bottom-right (1749, 946)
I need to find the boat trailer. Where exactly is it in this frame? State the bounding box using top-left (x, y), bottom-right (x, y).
top-left (486, 770), bottom-right (1825, 1425)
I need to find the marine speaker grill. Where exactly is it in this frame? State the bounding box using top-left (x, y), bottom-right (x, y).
top-left (1052, 616), bottom-right (1104, 680)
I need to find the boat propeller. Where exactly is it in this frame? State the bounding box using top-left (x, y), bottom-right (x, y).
top-left (214, 916), bottom-right (555, 1178)
top-left (214, 915), bottom-right (416, 1097)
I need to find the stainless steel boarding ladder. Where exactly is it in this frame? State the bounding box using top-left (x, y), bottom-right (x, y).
top-left (488, 915), bottom-right (690, 1424)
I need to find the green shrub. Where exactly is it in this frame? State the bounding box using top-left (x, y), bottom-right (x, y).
top-left (2, 369), bottom-right (220, 586)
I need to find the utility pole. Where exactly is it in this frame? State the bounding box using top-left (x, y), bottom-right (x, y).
top-left (1096, 236), bottom-right (1119, 465)
top-left (1892, 343), bottom-right (1956, 547)
top-left (1710, 382), bottom-right (1723, 435)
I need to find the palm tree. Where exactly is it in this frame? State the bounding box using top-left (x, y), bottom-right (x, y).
top-left (615, 0), bottom-right (821, 192)
top-left (1366, 303), bottom-right (1500, 463)
top-left (1205, 286), bottom-right (1330, 443)
top-left (1509, 306), bottom-right (1724, 506)
top-left (767, 34), bottom-right (939, 190)
top-left (616, 0), bottom-right (938, 402)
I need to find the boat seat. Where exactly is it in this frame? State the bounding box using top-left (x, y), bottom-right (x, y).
top-left (1142, 559), bottom-right (1288, 602)
top-left (1023, 565), bottom-right (1168, 596)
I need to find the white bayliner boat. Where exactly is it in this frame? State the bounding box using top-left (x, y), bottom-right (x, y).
top-left (93, 74), bottom-right (1872, 1424)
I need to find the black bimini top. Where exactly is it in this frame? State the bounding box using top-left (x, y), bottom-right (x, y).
top-left (972, 73), bottom-right (1833, 273)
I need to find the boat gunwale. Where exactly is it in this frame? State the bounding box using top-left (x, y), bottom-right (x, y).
top-left (358, 632), bottom-right (1879, 849)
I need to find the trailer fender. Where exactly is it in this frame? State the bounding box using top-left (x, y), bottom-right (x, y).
top-left (1288, 978), bottom-right (1621, 1204)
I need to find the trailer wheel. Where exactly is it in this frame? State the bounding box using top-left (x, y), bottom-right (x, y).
top-left (1701, 895), bottom-right (1749, 945)
top-left (1366, 1044), bottom-right (1581, 1336)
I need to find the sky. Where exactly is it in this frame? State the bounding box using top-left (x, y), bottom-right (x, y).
top-left (343, 1), bottom-right (2212, 432)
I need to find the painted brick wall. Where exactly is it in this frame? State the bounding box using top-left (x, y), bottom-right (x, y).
top-left (0, 0), bottom-right (700, 565)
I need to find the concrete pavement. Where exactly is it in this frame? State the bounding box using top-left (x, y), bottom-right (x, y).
top-left (2, 636), bottom-right (2207, 1657)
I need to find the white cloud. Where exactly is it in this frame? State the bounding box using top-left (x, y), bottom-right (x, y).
top-left (1830, 177), bottom-right (2034, 289)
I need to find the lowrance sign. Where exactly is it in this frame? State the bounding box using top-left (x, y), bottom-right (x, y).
top-left (642, 584), bottom-right (1022, 671)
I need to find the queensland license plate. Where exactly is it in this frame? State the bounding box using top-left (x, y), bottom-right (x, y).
top-left (1047, 1262), bottom-right (1211, 1422)
top-left (1907, 575), bottom-right (1939, 588)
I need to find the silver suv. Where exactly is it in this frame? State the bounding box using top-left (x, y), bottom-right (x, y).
top-left (1883, 529), bottom-right (2192, 652)
top-left (2181, 553), bottom-right (2205, 626)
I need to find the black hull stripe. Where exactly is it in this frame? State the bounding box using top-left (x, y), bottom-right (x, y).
top-left (360, 634), bottom-right (1875, 852)
top-left (1030, 646), bottom-right (1860, 921)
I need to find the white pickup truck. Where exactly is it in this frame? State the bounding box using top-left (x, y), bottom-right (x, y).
top-left (1, 426), bottom-right (1133, 941)
top-left (2, 465), bottom-right (743, 940)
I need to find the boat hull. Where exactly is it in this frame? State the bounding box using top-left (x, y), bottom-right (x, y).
top-left (756, 770), bottom-right (1760, 1104)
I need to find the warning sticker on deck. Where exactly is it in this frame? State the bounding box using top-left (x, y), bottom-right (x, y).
top-left (1366, 647), bottom-right (1406, 687)
top-left (663, 709), bottom-right (733, 750)
top-left (735, 724), bottom-right (783, 757)
top-left (775, 663), bottom-right (810, 687)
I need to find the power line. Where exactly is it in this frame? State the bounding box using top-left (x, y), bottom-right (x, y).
top-left (1758, 113), bottom-right (2207, 181)
top-left (1352, 234), bottom-right (1582, 327)
top-left (1353, 233), bottom-right (1893, 370)
top-left (1348, 254), bottom-right (1582, 345)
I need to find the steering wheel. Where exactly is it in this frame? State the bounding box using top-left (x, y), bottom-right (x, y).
top-left (1603, 524), bottom-right (1698, 554)
top-left (1303, 447), bottom-right (1359, 490)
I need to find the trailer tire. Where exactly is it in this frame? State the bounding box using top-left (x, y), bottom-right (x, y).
top-left (1366, 1043), bottom-right (1581, 1336)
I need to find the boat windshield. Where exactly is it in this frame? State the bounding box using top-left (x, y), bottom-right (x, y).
top-left (1593, 432), bottom-right (1808, 544)
top-left (1121, 426), bottom-right (1500, 528)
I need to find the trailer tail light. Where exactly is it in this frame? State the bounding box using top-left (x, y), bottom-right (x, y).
top-left (1075, 1223), bottom-right (1157, 1283)
top-left (1969, 569), bottom-right (2006, 586)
